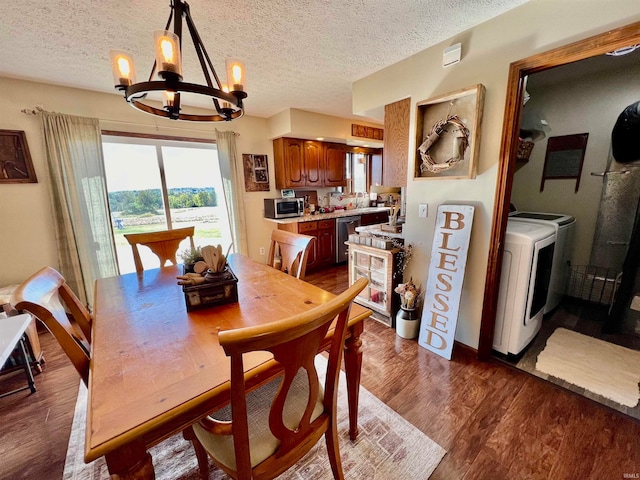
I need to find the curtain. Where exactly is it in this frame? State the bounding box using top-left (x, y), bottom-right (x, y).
top-left (215, 129), bottom-right (248, 255)
top-left (41, 112), bottom-right (118, 308)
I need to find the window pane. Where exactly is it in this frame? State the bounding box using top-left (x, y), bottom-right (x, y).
top-left (103, 143), bottom-right (166, 273)
top-left (352, 154), bottom-right (367, 193)
top-left (102, 137), bottom-right (233, 275)
top-left (162, 146), bottom-right (233, 253)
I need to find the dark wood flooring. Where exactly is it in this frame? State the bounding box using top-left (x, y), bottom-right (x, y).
top-left (1, 265), bottom-right (640, 479)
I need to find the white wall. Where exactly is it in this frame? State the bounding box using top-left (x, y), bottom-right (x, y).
top-left (353, 0), bottom-right (640, 348)
top-left (0, 77), bottom-right (275, 286)
top-left (511, 61), bottom-right (640, 266)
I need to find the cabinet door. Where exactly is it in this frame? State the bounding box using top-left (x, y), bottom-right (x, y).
top-left (284, 138), bottom-right (305, 188)
top-left (317, 220), bottom-right (335, 267)
top-left (303, 141), bottom-right (323, 186)
top-left (324, 143), bottom-right (347, 186)
top-left (298, 222), bottom-right (319, 271)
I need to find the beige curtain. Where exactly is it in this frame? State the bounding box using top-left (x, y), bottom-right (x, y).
top-left (215, 129), bottom-right (248, 255)
top-left (41, 112), bottom-right (118, 307)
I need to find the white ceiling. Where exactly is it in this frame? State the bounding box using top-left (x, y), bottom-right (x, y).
top-left (2, 0), bottom-right (530, 122)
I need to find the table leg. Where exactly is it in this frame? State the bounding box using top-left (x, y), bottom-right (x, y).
top-left (105, 439), bottom-right (155, 480)
top-left (344, 321), bottom-right (364, 441)
top-left (18, 337), bottom-right (36, 393)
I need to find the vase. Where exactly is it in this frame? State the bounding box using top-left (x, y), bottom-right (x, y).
top-left (395, 307), bottom-right (420, 339)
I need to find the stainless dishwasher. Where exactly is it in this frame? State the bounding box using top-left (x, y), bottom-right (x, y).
top-left (336, 216), bottom-right (361, 263)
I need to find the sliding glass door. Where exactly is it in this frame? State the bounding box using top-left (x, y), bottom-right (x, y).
top-left (102, 134), bottom-right (232, 273)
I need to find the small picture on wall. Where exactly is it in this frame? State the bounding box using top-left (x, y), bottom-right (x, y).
top-left (0, 130), bottom-right (37, 184)
top-left (242, 154), bottom-right (270, 192)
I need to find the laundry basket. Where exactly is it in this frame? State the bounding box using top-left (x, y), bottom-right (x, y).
top-left (566, 265), bottom-right (622, 306)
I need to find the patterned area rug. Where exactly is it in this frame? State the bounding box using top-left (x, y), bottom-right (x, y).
top-left (63, 357), bottom-right (445, 479)
top-left (536, 327), bottom-right (640, 408)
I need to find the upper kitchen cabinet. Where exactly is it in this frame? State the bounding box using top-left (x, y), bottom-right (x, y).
top-left (383, 97), bottom-right (411, 187)
top-left (324, 143), bottom-right (348, 187)
top-left (274, 137), bottom-right (346, 189)
top-left (274, 137), bottom-right (323, 188)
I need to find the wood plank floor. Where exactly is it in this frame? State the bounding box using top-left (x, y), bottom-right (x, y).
top-left (1, 265), bottom-right (639, 479)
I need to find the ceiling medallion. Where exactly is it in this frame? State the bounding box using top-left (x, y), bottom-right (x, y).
top-left (110, 0), bottom-right (247, 122)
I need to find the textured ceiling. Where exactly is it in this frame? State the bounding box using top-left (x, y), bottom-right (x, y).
top-left (1, 0), bottom-right (530, 122)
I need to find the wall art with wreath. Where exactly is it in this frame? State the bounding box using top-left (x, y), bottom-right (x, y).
top-left (414, 84), bottom-right (485, 180)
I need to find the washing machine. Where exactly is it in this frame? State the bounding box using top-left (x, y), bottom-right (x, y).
top-left (509, 211), bottom-right (576, 313)
top-left (493, 221), bottom-right (556, 356)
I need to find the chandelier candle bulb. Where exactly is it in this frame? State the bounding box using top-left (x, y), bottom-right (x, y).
top-left (109, 50), bottom-right (136, 87)
top-left (154, 30), bottom-right (182, 78)
top-left (225, 58), bottom-right (246, 91)
top-left (163, 91), bottom-right (175, 108)
top-left (220, 83), bottom-right (231, 109)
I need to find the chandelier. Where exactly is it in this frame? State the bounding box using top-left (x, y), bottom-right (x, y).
top-left (109, 0), bottom-right (247, 122)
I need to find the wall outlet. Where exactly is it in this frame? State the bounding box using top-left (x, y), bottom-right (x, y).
top-left (418, 203), bottom-right (428, 218)
top-left (259, 247), bottom-right (265, 256)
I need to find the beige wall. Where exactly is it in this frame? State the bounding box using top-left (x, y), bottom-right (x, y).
top-left (268, 108), bottom-right (383, 147)
top-left (511, 61), bottom-right (640, 266)
top-left (0, 77), bottom-right (276, 286)
top-left (353, 0), bottom-right (640, 348)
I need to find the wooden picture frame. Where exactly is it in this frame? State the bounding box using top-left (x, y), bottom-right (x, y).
top-left (0, 130), bottom-right (37, 184)
top-left (414, 84), bottom-right (485, 180)
top-left (242, 154), bottom-right (270, 192)
top-left (540, 133), bottom-right (589, 192)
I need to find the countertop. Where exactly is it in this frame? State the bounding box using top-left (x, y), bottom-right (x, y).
top-left (264, 206), bottom-right (390, 224)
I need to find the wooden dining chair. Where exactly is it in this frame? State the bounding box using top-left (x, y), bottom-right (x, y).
top-left (124, 226), bottom-right (195, 273)
top-left (267, 229), bottom-right (315, 280)
top-left (10, 266), bottom-right (91, 385)
top-left (185, 277), bottom-right (368, 480)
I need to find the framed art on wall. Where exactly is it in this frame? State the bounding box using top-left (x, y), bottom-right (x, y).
top-left (414, 84), bottom-right (485, 180)
top-left (242, 154), bottom-right (269, 191)
top-left (0, 130), bottom-right (37, 184)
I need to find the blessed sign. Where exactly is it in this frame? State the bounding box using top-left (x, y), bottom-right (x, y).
top-left (418, 205), bottom-right (474, 360)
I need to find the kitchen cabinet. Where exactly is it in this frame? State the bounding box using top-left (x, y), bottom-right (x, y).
top-left (281, 219), bottom-right (335, 272)
top-left (347, 242), bottom-right (400, 327)
top-left (273, 138), bottom-right (323, 188)
top-left (274, 137), bottom-right (348, 189)
top-left (324, 143), bottom-right (348, 186)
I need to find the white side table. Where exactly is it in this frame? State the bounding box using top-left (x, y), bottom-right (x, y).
top-left (0, 313), bottom-right (36, 398)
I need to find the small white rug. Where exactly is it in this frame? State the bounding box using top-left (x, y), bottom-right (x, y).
top-left (536, 328), bottom-right (640, 408)
top-left (64, 357), bottom-right (445, 479)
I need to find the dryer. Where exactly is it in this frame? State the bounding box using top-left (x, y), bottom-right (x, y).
top-left (509, 211), bottom-right (576, 313)
top-left (493, 221), bottom-right (556, 356)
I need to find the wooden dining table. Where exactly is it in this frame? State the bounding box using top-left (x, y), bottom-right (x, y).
top-left (86, 253), bottom-right (371, 479)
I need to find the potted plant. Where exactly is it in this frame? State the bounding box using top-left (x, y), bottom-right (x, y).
top-left (179, 246), bottom-right (203, 273)
top-left (394, 278), bottom-right (422, 339)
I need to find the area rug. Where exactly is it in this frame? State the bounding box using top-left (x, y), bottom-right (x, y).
top-left (535, 327), bottom-right (640, 408)
top-left (63, 357), bottom-right (445, 479)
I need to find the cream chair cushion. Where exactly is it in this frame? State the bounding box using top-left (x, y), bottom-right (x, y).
top-left (193, 366), bottom-right (324, 471)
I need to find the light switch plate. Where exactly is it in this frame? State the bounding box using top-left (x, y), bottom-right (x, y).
top-left (419, 203), bottom-right (428, 218)
top-left (630, 295), bottom-right (640, 311)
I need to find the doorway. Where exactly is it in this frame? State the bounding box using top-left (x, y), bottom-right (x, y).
top-left (478, 21), bottom-right (640, 418)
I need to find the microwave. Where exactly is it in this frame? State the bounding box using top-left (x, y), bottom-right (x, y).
top-left (264, 197), bottom-right (305, 219)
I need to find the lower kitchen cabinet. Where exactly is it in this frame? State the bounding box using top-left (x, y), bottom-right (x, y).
top-left (347, 242), bottom-right (400, 327)
top-left (280, 219), bottom-right (335, 273)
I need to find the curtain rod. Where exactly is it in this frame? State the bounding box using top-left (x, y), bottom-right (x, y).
top-left (21, 105), bottom-right (240, 136)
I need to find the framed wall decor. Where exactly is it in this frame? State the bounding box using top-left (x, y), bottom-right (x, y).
top-left (0, 130), bottom-right (37, 184)
top-left (242, 154), bottom-right (270, 192)
top-left (539, 133), bottom-right (589, 192)
top-left (414, 84), bottom-right (485, 180)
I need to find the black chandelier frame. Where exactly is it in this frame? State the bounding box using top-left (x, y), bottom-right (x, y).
top-left (116, 0), bottom-right (247, 122)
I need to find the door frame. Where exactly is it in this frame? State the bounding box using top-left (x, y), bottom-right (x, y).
top-left (478, 21), bottom-right (640, 360)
